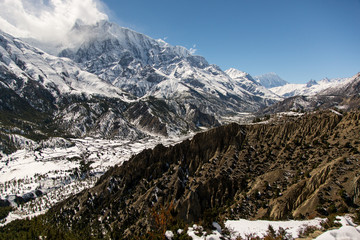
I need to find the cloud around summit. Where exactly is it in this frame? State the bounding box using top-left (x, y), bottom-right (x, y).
top-left (0, 0), bottom-right (108, 43)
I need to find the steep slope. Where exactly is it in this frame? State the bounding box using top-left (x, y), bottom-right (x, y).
top-left (254, 72), bottom-right (288, 88)
top-left (31, 110), bottom-right (360, 238)
top-left (0, 31), bottom-right (129, 100)
top-left (58, 21), bottom-right (278, 118)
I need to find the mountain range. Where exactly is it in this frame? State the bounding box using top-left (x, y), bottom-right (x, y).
top-left (0, 20), bottom-right (286, 155)
top-left (270, 77), bottom-right (351, 98)
top-left (261, 73), bottom-right (360, 114)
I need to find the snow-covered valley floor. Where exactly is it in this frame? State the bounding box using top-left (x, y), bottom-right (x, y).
top-left (0, 134), bottom-right (192, 226)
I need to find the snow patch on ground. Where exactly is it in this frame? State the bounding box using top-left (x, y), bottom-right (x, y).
top-left (315, 226), bottom-right (360, 240)
top-left (187, 224), bottom-right (222, 240)
top-left (165, 230), bottom-right (174, 239)
top-left (225, 218), bottom-right (324, 239)
top-left (183, 216), bottom-right (359, 240)
top-left (276, 111), bottom-right (305, 117)
top-left (315, 215), bottom-right (360, 240)
top-left (330, 109), bottom-right (343, 116)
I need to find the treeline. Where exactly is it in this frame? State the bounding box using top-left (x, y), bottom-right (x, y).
top-left (0, 216), bottom-right (84, 240)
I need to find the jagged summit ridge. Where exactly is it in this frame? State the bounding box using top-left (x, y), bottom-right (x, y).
top-left (0, 30), bottom-right (129, 100)
top-left (62, 20), bottom-right (197, 67)
top-left (58, 20), bottom-right (279, 116)
top-left (225, 68), bottom-right (252, 79)
top-left (270, 76), bottom-right (352, 98)
top-left (261, 72), bottom-right (360, 114)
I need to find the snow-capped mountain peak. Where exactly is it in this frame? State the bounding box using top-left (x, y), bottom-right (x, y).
top-left (225, 68), bottom-right (250, 79)
top-left (64, 20), bottom-right (195, 63)
top-left (306, 79), bottom-right (318, 87)
top-left (270, 76), bottom-right (352, 98)
top-left (0, 30), bottom-right (128, 100)
top-left (56, 21), bottom-right (281, 117)
top-left (0, 19), bottom-right (284, 143)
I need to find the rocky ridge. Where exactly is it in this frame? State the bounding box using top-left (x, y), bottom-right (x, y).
top-left (39, 110), bottom-right (360, 237)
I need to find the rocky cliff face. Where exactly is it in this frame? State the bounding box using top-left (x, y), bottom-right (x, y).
top-left (45, 110), bottom-right (360, 237)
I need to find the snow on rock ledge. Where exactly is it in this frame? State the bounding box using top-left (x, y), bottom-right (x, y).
top-left (315, 216), bottom-right (360, 240)
top-left (225, 218), bottom-right (324, 239)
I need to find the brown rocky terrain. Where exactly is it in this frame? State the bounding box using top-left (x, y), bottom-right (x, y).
top-left (46, 110), bottom-right (360, 237)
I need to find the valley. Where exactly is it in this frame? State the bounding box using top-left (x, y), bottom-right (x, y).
top-left (0, 133), bottom-right (195, 226)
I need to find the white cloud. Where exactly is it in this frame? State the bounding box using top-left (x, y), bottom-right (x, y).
top-left (0, 0), bottom-right (108, 43)
top-left (189, 44), bottom-right (197, 55)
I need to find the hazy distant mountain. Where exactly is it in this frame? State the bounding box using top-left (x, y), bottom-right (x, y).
top-left (270, 77), bottom-right (351, 98)
top-left (261, 73), bottom-right (360, 114)
top-left (254, 72), bottom-right (288, 88)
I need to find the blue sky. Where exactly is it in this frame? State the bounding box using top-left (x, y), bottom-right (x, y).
top-left (101, 0), bottom-right (360, 83)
